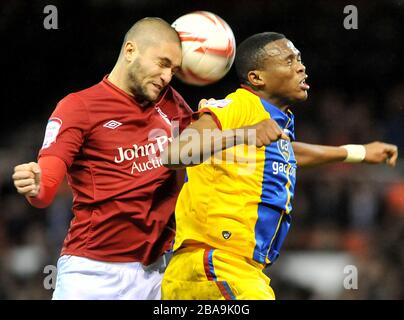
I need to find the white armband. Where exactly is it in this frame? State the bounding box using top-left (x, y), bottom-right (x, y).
top-left (340, 144), bottom-right (366, 163)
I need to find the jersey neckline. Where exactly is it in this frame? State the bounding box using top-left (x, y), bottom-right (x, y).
top-left (101, 74), bottom-right (169, 108)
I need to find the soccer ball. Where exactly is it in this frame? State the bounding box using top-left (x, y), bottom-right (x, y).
top-left (172, 11), bottom-right (236, 86)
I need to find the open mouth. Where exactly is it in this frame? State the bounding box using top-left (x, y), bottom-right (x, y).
top-left (299, 78), bottom-right (310, 90)
top-left (152, 83), bottom-right (162, 91)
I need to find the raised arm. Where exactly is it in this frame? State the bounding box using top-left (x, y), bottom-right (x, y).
top-left (162, 114), bottom-right (289, 170)
top-left (13, 156), bottom-right (67, 208)
top-left (292, 141), bottom-right (398, 168)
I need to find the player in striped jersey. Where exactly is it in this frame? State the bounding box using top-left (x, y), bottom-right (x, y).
top-left (161, 32), bottom-right (398, 299)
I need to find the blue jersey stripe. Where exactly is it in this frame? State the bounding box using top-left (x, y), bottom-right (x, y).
top-left (267, 213), bottom-right (292, 264)
top-left (252, 98), bottom-right (296, 264)
top-left (208, 249), bottom-right (217, 281)
top-left (253, 203), bottom-right (283, 263)
top-left (222, 281), bottom-right (237, 300)
top-left (205, 249), bottom-right (236, 299)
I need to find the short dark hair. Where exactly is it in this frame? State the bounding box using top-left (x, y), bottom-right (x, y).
top-left (235, 32), bottom-right (286, 86)
top-left (122, 17), bottom-right (180, 53)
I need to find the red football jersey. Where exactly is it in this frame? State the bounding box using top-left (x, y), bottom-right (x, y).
top-left (39, 76), bottom-right (193, 264)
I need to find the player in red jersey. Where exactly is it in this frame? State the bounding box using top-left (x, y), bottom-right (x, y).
top-left (12, 17), bottom-right (192, 299)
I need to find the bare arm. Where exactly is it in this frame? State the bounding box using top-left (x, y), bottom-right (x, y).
top-left (162, 113), bottom-right (289, 169)
top-left (291, 142), bottom-right (347, 167)
top-left (292, 141), bottom-right (398, 168)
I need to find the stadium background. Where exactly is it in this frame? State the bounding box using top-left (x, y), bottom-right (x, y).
top-left (0, 0), bottom-right (403, 299)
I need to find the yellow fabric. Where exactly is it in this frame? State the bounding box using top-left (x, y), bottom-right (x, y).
top-left (173, 88), bottom-right (277, 263)
top-left (161, 246), bottom-right (275, 300)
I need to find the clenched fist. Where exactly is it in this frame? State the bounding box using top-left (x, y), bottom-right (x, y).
top-left (12, 162), bottom-right (41, 197)
top-left (364, 141), bottom-right (398, 167)
top-left (198, 98), bottom-right (290, 148)
top-left (243, 119), bottom-right (290, 148)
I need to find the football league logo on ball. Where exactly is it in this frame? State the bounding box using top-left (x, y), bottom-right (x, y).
top-left (172, 11), bottom-right (236, 86)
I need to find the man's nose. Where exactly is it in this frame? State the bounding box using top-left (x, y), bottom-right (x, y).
top-left (161, 69), bottom-right (173, 86)
top-left (297, 62), bottom-right (306, 73)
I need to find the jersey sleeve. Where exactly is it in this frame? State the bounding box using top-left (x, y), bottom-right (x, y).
top-left (26, 156), bottom-right (67, 208)
top-left (197, 96), bottom-right (252, 130)
top-left (38, 93), bottom-right (91, 168)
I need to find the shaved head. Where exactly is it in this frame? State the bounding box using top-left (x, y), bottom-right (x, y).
top-left (109, 17), bottom-right (182, 103)
top-left (122, 17), bottom-right (181, 54)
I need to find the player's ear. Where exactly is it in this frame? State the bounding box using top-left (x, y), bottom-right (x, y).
top-left (123, 41), bottom-right (138, 62)
top-left (247, 70), bottom-right (264, 87)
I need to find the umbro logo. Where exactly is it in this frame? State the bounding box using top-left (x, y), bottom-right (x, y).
top-left (103, 120), bottom-right (122, 129)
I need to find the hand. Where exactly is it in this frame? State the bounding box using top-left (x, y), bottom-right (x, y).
top-left (12, 162), bottom-right (41, 197)
top-left (364, 141), bottom-right (398, 167)
top-left (198, 98), bottom-right (216, 110)
top-left (244, 119), bottom-right (290, 148)
top-left (198, 98), bottom-right (290, 147)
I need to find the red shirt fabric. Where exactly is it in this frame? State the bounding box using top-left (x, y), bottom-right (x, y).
top-left (27, 156), bottom-right (67, 208)
top-left (38, 76), bottom-right (193, 265)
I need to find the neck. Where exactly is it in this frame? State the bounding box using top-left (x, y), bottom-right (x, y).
top-left (108, 64), bottom-right (134, 97)
top-left (241, 85), bottom-right (289, 112)
top-left (260, 92), bottom-right (289, 113)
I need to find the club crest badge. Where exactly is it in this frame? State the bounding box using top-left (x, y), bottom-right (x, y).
top-left (277, 139), bottom-right (291, 162)
top-left (222, 231), bottom-right (232, 240)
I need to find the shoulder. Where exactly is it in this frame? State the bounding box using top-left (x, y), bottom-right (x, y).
top-left (55, 80), bottom-right (110, 112)
top-left (56, 92), bottom-right (85, 110)
top-left (207, 88), bottom-right (255, 108)
top-left (57, 80), bottom-right (103, 104)
top-left (71, 81), bottom-right (107, 101)
top-left (52, 92), bottom-right (90, 125)
top-left (232, 88), bottom-right (261, 105)
top-left (166, 86), bottom-right (193, 113)
top-left (201, 89), bottom-right (247, 112)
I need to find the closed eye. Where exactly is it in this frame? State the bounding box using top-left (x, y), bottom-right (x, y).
top-left (158, 58), bottom-right (181, 75)
top-left (171, 66), bottom-right (180, 75)
top-left (285, 53), bottom-right (303, 66)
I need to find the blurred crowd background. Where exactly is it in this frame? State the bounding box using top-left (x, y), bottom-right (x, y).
top-left (0, 0), bottom-right (403, 299)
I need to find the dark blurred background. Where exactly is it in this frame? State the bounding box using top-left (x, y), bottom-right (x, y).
top-left (0, 0), bottom-right (403, 299)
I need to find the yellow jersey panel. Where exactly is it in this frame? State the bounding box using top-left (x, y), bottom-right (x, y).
top-left (174, 88), bottom-right (296, 265)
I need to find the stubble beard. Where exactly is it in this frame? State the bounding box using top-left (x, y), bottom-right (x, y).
top-left (127, 62), bottom-right (154, 103)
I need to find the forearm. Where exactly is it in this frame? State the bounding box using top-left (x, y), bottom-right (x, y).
top-left (293, 141), bottom-right (398, 168)
top-left (162, 128), bottom-right (243, 169)
top-left (27, 156), bottom-right (67, 208)
top-left (292, 142), bottom-right (347, 167)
